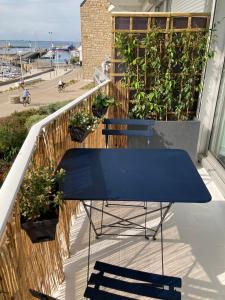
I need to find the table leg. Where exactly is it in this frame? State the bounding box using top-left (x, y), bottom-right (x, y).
top-left (152, 203), bottom-right (173, 240)
top-left (84, 202), bottom-right (156, 234)
top-left (100, 200), bottom-right (105, 235)
top-left (160, 202), bottom-right (164, 275)
top-left (87, 200), bottom-right (92, 286)
top-left (144, 202), bottom-right (149, 239)
top-left (82, 201), bottom-right (99, 239)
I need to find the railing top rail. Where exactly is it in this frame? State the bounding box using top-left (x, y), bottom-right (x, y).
top-left (111, 12), bottom-right (210, 17)
top-left (0, 79), bottom-right (110, 240)
top-left (103, 119), bottom-right (155, 125)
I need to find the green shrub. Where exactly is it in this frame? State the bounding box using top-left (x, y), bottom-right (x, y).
top-left (11, 109), bottom-right (39, 123)
top-left (70, 56), bottom-right (79, 65)
top-left (25, 114), bottom-right (48, 130)
top-left (81, 82), bottom-right (96, 90)
top-left (38, 101), bottom-right (70, 115)
top-left (0, 102), bottom-right (71, 164)
top-left (65, 79), bottom-right (77, 86)
top-left (0, 159), bottom-right (10, 185)
top-left (0, 116), bottom-right (27, 162)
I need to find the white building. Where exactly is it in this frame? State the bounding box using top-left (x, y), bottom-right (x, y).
top-left (109, 0), bottom-right (212, 12)
top-left (77, 45), bottom-right (82, 64)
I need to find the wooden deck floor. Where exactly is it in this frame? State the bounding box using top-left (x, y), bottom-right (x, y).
top-left (55, 167), bottom-right (225, 300)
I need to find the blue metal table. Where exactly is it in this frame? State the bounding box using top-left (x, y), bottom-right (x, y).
top-left (58, 148), bottom-right (211, 238)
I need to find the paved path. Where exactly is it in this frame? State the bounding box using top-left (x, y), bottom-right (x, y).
top-left (0, 70), bottom-right (93, 117)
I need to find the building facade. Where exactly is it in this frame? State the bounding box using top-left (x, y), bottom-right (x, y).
top-left (80, 0), bottom-right (165, 79)
top-left (80, 0), bottom-right (212, 80)
top-left (80, 0), bottom-right (225, 194)
top-left (80, 0), bottom-right (112, 79)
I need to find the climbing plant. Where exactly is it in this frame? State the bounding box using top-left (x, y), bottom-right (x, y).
top-left (115, 28), bottom-right (213, 120)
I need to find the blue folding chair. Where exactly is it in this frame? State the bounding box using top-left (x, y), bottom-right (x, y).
top-left (100, 118), bottom-right (155, 237)
top-left (102, 118), bottom-right (154, 210)
top-left (102, 118), bottom-right (154, 149)
top-left (84, 261), bottom-right (182, 300)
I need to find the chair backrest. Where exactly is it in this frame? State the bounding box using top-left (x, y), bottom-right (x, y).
top-left (84, 261), bottom-right (182, 300)
top-left (102, 118), bottom-right (155, 147)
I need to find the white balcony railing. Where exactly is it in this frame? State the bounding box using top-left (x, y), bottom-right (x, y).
top-left (0, 79), bottom-right (110, 240)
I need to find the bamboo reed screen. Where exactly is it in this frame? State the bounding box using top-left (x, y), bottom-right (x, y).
top-left (0, 81), bottom-right (128, 299)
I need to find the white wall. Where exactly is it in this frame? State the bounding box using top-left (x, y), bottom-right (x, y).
top-left (170, 0), bottom-right (207, 12)
top-left (142, 0), bottom-right (158, 11)
top-left (198, 0), bottom-right (225, 155)
top-left (147, 0), bottom-right (213, 12)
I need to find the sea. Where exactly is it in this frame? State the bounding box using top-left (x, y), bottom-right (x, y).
top-left (0, 40), bottom-right (80, 63)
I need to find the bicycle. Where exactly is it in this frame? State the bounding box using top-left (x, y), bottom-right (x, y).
top-left (58, 84), bottom-right (65, 93)
top-left (22, 96), bottom-right (31, 107)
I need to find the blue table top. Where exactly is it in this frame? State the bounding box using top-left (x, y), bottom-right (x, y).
top-left (57, 148), bottom-right (211, 203)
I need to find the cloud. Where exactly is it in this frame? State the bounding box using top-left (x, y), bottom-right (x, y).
top-left (0, 0), bottom-right (82, 41)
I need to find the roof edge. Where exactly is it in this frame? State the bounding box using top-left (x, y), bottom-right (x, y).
top-left (80, 0), bottom-right (87, 7)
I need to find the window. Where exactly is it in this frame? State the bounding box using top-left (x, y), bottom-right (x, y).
top-left (155, 2), bottom-right (164, 12)
top-left (155, 0), bottom-right (171, 12)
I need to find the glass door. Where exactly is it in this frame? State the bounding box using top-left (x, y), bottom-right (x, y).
top-left (210, 60), bottom-right (225, 168)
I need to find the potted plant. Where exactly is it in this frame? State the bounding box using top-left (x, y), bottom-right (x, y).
top-left (19, 166), bottom-right (65, 243)
top-left (68, 110), bottom-right (99, 143)
top-left (92, 93), bottom-right (116, 118)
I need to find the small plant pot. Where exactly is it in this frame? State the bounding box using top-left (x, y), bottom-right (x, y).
top-left (92, 105), bottom-right (108, 118)
top-left (21, 217), bottom-right (58, 243)
top-left (68, 126), bottom-right (90, 143)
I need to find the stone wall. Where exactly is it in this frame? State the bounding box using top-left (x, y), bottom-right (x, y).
top-left (80, 0), bottom-right (112, 79)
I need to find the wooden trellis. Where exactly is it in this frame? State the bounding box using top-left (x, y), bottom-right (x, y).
top-left (111, 12), bottom-right (210, 120)
top-left (111, 12), bottom-right (210, 80)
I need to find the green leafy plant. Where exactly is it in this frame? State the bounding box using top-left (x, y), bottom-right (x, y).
top-left (130, 91), bottom-right (161, 119)
top-left (115, 27), bottom-right (214, 120)
top-left (0, 116), bottom-right (27, 162)
top-left (81, 82), bottom-right (96, 90)
top-left (70, 56), bottom-right (79, 65)
top-left (69, 110), bottom-right (99, 132)
top-left (0, 159), bottom-right (10, 185)
top-left (19, 166), bottom-right (65, 221)
top-left (25, 114), bottom-right (48, 130)
top-left (38, 101), bottom-right (70, 115)
top-left (93, 93), bottom-right (116, 109)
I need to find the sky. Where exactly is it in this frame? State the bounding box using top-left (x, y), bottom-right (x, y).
top-left (0, 0), bottom-right (82, 42)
